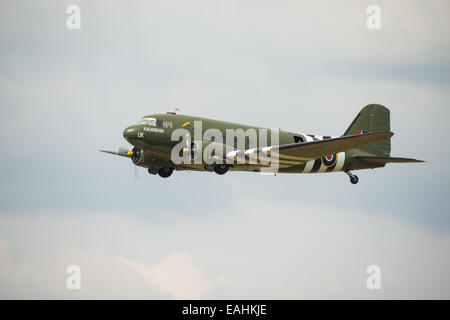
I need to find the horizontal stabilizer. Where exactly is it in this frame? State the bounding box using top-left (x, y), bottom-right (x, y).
top-left (355, 156), bottom-right (425, 164)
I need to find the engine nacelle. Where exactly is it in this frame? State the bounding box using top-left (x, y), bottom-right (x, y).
top-left (131, 147), bottom-right (170, 168)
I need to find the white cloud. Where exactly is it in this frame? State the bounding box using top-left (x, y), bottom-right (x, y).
top-left (117, 253), bottom-right (211, 299)
top-left (0, 198), bottom-right (449, 299)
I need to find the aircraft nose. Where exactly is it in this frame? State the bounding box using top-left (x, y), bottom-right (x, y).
top-left (123, 126), bottom-right (138, 141)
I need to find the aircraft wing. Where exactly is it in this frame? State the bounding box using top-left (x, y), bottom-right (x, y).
top-left (226, 131), bottom-right (393, 164)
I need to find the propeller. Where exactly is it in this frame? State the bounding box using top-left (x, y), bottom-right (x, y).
top-left (100, 146), bottom-right (140, 181)
top-left (133, 164), bottom-right (139, 181)
top-left (99, 146), bottom-right (134, 158)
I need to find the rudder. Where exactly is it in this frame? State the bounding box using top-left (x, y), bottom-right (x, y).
top-left (343, 104), bottom-right (391, 156)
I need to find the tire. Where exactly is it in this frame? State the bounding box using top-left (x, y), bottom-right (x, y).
top-left (157, 167), bottom-right (173, 178)
top-left (214, 164), bottom-right (229, 175)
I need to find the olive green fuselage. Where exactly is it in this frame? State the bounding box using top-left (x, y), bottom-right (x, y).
top-left (122, 113), bottom-right (382, 174)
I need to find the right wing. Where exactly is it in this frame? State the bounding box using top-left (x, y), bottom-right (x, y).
top-left (227, 131), bottom-right (394, 164)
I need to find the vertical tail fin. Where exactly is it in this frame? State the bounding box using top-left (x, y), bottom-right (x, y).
top-left (343, 104), bottom-right (391, 155)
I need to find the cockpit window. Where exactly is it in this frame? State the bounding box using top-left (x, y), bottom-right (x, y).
top-left (156, 120), bottom-right (163, 128)
top-left (139, 117), bottom-right (156, 126)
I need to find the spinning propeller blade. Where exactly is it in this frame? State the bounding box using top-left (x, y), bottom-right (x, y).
top-left (99, 146), bottom-right (133, 158)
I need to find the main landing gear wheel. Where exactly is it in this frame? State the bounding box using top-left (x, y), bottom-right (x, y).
top-left (157, 167), bottom-right (173, 178)
top-left (214, 164), bottom-right (229, 175)
top-left (350, 175), bottom-right (359, 184)
top-left (345, 170), bottom-right (359, 184)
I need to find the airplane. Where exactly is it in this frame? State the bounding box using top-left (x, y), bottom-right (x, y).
top-left (100, 104), bottom-right (423, 184)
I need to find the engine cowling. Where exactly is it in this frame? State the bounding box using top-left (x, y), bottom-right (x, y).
top-left (131, 147), bottom-right (173, 169)
top-left (131, 147), bottom-right (142, 165)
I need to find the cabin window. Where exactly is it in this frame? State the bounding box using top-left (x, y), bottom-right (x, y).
top-left (139, 118), bottom-right (156, 126)
top-left (294, 136), bottom-right (304, 143)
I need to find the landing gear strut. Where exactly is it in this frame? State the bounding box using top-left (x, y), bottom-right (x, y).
top-left (157, 167), bottom-right (173, 178)
top-left (345, 170), bottom-right (359, 184)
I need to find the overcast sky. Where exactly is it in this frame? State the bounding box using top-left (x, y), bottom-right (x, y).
top-left (0, 0), bottom-right (449, 299)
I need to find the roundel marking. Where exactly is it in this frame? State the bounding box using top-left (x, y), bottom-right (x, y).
top-left (321, 154), bottom-right (337, 167)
